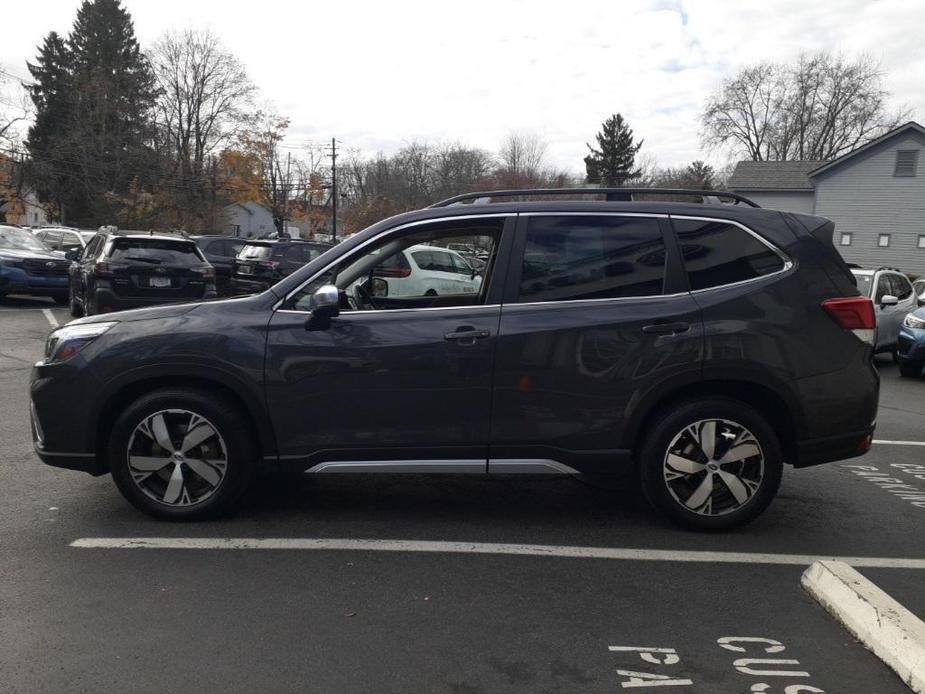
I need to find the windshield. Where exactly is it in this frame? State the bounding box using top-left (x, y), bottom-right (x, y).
top-left (851, 271), bottom-right (873, 298)
top-left (238, 244), bottom-right (273, 260)
top-left (109, 239), bottom-right (203, 265)
top-left (0, 227), bottom-right (51, 252)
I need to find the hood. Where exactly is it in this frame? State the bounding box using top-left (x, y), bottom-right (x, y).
top-left (67, 301), bottom-right (202, 327)
top-left (0, 247), bottom-right (60, 261)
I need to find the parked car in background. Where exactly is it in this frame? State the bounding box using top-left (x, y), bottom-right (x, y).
top-left (33, 188), bottom-right (878, 531)
top-left (0, 225), bottom-right (70, 303)
top-left (359, 243), bottom-right (482, 299)
top-left (231, 239), bottom-right (331, 295)
top-left (897, 306), bottom-right (925, 378)
top-left (192, 235), bottom-right (247, 296)
top-left (850, 267), bottom-right (918, 358)
top-left (33, 227), bottom-right (95, 254)
top-left (68, 230), bottom-right (216, 317)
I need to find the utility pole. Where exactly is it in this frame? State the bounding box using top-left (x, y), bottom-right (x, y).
top-left (283, 151), bottom-right (291, 237)
top-left (330, 137), bottom-right (338, 243)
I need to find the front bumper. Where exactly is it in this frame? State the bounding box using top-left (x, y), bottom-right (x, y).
top-left (30, 390), bottom-right (106, 475)
top-left (0, 267), bottom-right (68, 296)
top-left (897, 327), bottom-right (925, 361)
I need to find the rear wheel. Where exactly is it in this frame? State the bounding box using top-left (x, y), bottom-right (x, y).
top-left (899, 360), bottom-right (923, 378)
top-left (639, 398), bottom-right (783, 531)
top-left (108, 388), bottom-right (255, 520)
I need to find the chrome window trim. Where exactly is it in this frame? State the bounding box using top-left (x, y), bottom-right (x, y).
top-left (275, 303), bottom-right (501, 317)
top-left (275, 213), bottom-right (514, 311)
top-left (508, 291), bottom-right (691, 311)
top-left (519, 211), bottom-right (669, 219)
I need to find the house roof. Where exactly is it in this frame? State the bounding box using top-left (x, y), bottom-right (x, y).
top-left (727, 160), bottom-right (826, 191)
top-left (807, 120), bottom-right (925, 178)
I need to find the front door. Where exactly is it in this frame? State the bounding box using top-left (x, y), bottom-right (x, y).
top-left (264, 216), bottom-right (513, 470)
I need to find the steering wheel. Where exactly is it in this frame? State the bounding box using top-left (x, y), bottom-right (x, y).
top-left (354, 281), bottom-right (379, 311)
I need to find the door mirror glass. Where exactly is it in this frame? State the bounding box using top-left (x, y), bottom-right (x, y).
top-left (881, 294), bottom-right (899, 307)
top-left (310, 284), bottom-right (340, 318)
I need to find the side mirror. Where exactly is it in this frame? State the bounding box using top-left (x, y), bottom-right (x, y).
top-left (64, 249), bottom-right (80, 261)
top-left (918, 292), bottom-right (925, 307)
top-left (881, 294), bottom-right (899, 307)
top-left (305, 284), bottom-right (340, 331)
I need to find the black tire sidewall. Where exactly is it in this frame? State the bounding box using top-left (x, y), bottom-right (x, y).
top-left (639, 398), bottom-right (783, 531)
top-left (108, 389), bottom-right (254, 520)
top-left (899, 361), bottom-right (922, 378)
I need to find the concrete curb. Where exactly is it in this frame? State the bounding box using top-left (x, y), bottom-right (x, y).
top-left (802, 560), bottom-right (925, 692)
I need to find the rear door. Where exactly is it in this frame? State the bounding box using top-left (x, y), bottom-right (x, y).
top-left (489, 212), bottom-right (703, 474)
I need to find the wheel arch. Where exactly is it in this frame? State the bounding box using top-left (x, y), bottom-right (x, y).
top-left (626, 378), bottom-right (801, 466)
top-left (92, 368), bottom-right (277, 472)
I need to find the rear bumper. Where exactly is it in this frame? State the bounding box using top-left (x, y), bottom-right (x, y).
top-left (93, 287), bottom-right (214, 312)
top-left (794, 426), bottom-right (875, 468)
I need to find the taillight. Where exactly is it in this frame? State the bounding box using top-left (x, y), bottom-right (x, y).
top-left (822, 297), bottom-right (876, 344)
top-left (195, 266), bottom-right (215, 281)
top-left (375, 268), bottom-right (411, 278)
top-left (95, 261), bottom-right (114, 277)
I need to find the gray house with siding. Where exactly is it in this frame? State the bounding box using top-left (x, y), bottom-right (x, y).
top-left (728, 121), bottom-right (925, 276)
top-left (222, 202), bottom-right (274, 238)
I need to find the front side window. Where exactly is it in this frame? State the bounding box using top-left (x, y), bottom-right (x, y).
top-left (673, 219), bottom-right (785, 291)
top-left (874, 275), bottom-right (891, 302)
top-left (287, 219), bottom-right (503, 312)
top-left (518, 216), bottom-right (666, 303)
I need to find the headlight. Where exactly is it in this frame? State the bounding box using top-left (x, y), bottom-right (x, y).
top-left (43, 322), bottom-right (117, 363)
top-left (904, 314), bottom-right (925, 329)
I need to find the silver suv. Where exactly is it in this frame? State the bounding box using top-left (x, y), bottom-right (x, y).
top-left (850, 267), bottom-right (920, 356)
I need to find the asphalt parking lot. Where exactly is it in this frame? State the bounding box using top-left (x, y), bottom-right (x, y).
top-left (1, 295), bottom-right (923, 693)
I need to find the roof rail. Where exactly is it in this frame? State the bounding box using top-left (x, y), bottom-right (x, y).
top-left (98, 225), bottom-right (191, 239)
top-left (875, 266), bottom-right (904, 273)
top-left (428, 187), bottom-right (760, 208)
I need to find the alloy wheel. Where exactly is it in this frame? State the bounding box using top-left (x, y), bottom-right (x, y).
top-left (126, 409), bottom-right (228, 507)
top-left (662, 418), bottom-right (764, 516)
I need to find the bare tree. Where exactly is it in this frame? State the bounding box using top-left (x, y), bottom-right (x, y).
top-left (702, 53), bottom-right (909, 162)
top-left (497, 133), bottom-right (548, 182)
top-left (153, 28), bottom-right (254, 181)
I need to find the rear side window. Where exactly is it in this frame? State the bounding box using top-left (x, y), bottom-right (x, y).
top-left (518, 216), bottom-right (666, 302)
top-left (673, 219), bottom-right (785, 291)
top-left (109, 239), bottom-right (202, 266)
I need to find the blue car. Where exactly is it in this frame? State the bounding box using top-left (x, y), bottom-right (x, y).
top-left (897, 306), bottom-right (925, 377)
top-left (0, 225), bottom-right (71, 304)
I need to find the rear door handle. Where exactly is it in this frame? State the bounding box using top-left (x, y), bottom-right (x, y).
top-left (444, 327), bottom-right (491, 344)
top-left (642, 321), bottom-right (691, 335)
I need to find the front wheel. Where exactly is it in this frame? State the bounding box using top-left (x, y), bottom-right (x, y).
top-left (108, 388), bottom-right (255, 520)
top-left (899, 360), bottom-right (923, 378)
top-left (638, 398), bottom-right (783, 531)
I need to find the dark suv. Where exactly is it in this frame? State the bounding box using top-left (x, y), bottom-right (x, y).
top-left (67, 229), bottom-right (217, 316)
top-left (191, 235), bottom-right (247, 296)
top-left (32, 189), bottom-right (878, 530)
top-left (230, 238), bottom-right (331, 295)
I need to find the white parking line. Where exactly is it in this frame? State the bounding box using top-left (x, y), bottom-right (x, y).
top-left (874, 439), bottom-right (925, 447)
top-left (69, 537), bottom-right (925, 569)
top-left (41, 309), bottom-right (59, 328)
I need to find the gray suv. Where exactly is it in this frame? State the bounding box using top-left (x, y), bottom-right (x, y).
top-left (31, 188), bottom-right (879, 530)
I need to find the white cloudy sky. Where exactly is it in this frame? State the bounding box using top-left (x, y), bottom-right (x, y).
top-left (2, 0), bottom-right (923, 173)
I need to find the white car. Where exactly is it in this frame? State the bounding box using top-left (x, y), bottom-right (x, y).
top-left (850, 267), bottom-right (919, 356)
top-left (370, 243), bottom-right (482, 297)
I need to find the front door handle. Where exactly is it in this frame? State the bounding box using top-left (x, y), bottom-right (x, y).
top-left (642, 321), bottom-right (691, 335)
top-left (444, 327), bottom-right (491, 344)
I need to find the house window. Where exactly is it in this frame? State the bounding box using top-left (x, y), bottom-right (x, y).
top-left (878, 234), bottom-right (891, 247)
top-left (840, 233), bottom-right (852, 246)
top-left (918, 235), bottom-right (925, 249)
top-left (894, 150), bottom-right (919, 177)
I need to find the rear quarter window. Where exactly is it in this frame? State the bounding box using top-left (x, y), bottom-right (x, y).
top-left (673, 219), bottom-right (785, 291)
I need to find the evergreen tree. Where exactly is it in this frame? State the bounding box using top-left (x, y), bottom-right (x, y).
top-left (27, 0), bottom-right (158, 225)
top-left (685, 160), bottom-right (715, 189)
top-left (26, 32), bottom-right (75, 220)
top-left (584, 114), bottom-right (643, 187)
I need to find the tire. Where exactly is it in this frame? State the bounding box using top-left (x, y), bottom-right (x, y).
top-left (892, 348), bottom-right (901, 364)
top-left (69, 287), bottom-right (84, 318)
top-left (899, 361), bottom-right (923, 378)
top-left (51, 293), bottom-right (68, 306)
top-left (638, 398), bottom-right (783, 531)
top-left (108, 388), bottom-right (255, 521)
